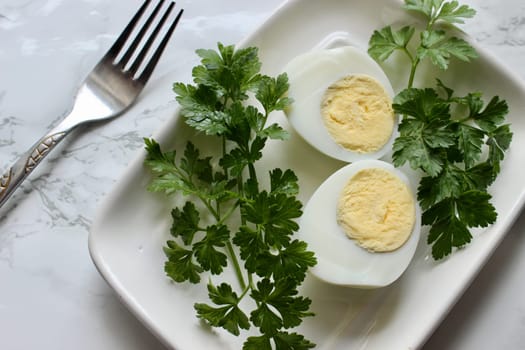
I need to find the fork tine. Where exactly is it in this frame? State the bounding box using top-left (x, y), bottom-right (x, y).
top-left (106, 0), bottom-right (152, 59)
top-left (128, 1), bottom-right (175, 76)
top-left (136, 7), bottom-right (183, 84)
top-left (118, 0), bottom-right (165, 69)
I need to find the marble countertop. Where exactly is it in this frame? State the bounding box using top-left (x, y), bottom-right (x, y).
top-left (1, 0), bottom-right (524, 349)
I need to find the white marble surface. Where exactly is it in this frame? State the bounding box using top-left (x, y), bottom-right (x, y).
top-left (0, 0), bottom-right (524, 349)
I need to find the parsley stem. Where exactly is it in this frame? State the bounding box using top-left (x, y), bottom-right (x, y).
top-left (408, 57), bottom-right (420, 89)
top-left (226, 241), bottom-right (246, 290)
top-left (217, 201), bottom-right (239, 225)
top-left (248, 163), bottom-right (258, 189)
top-left (248, 273), bottom-right (260, 308)
top-left (200, 197), bottom-right (220, 220)
top-left (248, 273), bottom-right (256, 291)
top-left (401, 46), bottom-right (419, 89)
top-left (222, 135), bottom-right (227, 160)
top-left (238, 284), bottom-right (250, 301)
top-left (260, 112), bottom-right (269, 132)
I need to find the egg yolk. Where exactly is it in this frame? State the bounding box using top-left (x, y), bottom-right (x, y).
top-left (337, 168), bottom-right (415, 252)
top-left (321, 74), bottom-right (394, 153)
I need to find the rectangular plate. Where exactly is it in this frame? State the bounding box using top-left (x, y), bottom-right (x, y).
top-left (89, 0), bottom-right (525, 349)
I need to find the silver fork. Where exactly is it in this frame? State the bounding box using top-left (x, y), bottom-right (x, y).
top-left (0, 0), bottom-right (183, 208)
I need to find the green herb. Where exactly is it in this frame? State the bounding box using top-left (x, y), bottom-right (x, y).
top-left (368, 0), bottom-right (512, 259)
top-left (144, 43), bottom-right (316, 349)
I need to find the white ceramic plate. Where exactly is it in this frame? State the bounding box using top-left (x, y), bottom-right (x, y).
top-left (89, 0), bottom-right (525, 349)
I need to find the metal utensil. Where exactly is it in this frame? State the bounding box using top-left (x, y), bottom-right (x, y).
top-left (0, 0), bottom-right (183, 208)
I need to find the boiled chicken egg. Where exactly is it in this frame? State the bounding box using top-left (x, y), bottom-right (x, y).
top-left (298, 160), bottom-right (421, 288)
top-left (283, 46), bottom-right (397, 162)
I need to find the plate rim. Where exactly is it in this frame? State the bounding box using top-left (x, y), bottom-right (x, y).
top-left (88, 0), bottom-right (525, 349)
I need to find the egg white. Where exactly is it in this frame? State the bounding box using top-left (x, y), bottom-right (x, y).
top-left (283, 46), bottom-right (397, 162)
top-left (298, 160), bottom-right (421, 288)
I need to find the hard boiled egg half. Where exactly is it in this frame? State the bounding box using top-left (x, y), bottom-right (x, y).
top-left (298, 160), bottom-right (421, 288)
top-left (283, 46), bottom-right (397, 162)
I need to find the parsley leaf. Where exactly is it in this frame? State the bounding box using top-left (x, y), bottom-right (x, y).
top-left (220, 136), bottom-right (266, 178)
top-left (394, 85), bottom-right (510, 256)
top-left (173, 83), bottom-right (230, 136)
top-left (244, 332), bottom-right (315, 350)
top-left (259, 123), bottom-right (290, 141)
top-left (417, 164), bottom-right (465, 209)
top-left (163, 240), bottom-right (203, 283)
top-left (473, 96), bottom-right (509, 132)
top-left (195, 282), bottom-right (250, 336)
top-left (233, 226), bottom-right (266, 273)
top-left (487, 124), bottom-right (513, 173)
top-left (273, 332), bottom-right (316, 350)
top-left (266, 240), bottom-right (317, 283)
top-left (243, 335), bottom-right (272, 350)
top-left (417, 30), bottom-right (477, 70)
top-left (403, 0), bottom-right (476, 25)
top-left (369, 1), bottom-right (511, 259)
top-left (403, 0), bottom-right (436, 18)
top-left (369, 1), bottom-right (477, 87)
top-left (193, 224), bottom-right (230, 274)
top-left (392, 88), bottom-right (455, 176)
top-left (145, 43), bottom-right (315, 347)
top-left (256, 74), bottom-right (293, 115)
top-left (425, 205), bottom-right (472, 259)
top-left (270, 168), bottom-right (299, 196)
top-left (241, 191), bottom-right (302, 249)
top-left (435, 1), bottom-right (477, 25)
top-left (456, 190), bottom-right (497, 227)
top-left (250, 278), bottom-right (313, 335)
top-left (393, 87), bottom-right (450, 122)
top-left (423, 190), bottom-right (496, 259)
top-left (179, 141), bottom-right (212, 181)
top-left (456, 123), bottom-right (484, 168)
top-left (194, 43), bottom-right (262, 101)
top-left (368, 26), bottom-right (415, 62)
top-left (392, 134), bottom-right (444, 176)
top-left (170, 202), bottom-right (201, 245)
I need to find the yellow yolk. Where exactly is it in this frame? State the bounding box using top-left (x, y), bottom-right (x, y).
top-left (321, 74), bottom-right (395, 153)
top-left (337, 167), bottom-right (415, 252)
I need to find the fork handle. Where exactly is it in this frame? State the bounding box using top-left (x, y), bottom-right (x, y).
top-left (0, 126), bottom-right (69, 208)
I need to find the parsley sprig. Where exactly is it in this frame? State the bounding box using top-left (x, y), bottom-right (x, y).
top-left (368, 0), bottom-right (512, 259)
top-left (144, 43), bottom-right (316, 349)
